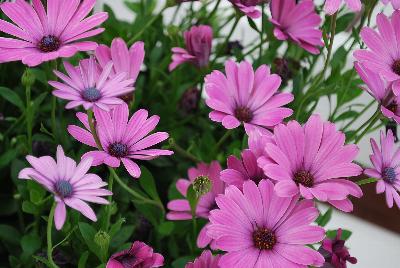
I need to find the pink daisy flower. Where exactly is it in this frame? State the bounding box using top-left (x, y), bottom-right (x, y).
top-left (106, 241), bottom-right (164, 268)
top-left (221, 130), bottom-right (272, 190)
top-left (270, 0), bottom-right (323, 55)
top-left (67, 103), bottom-right (173, 178)
top-left (18, 145), bottom-right (112, 230)
top-left (205, 60), bottom-right (293, 135)
top-left (381, 0), bottom-right (400, 9)
top-left (185, 250), bottom-right (221, 268)
top-left (364, 130), bottom-right (400, 209)
top-left (49, 57), bottom-right (135, 111)
top-left (324, 0), bottom-right (361, 16)
top-left (258, 114), bottom-right (363, 212)
top-left (166, 161), bottom-right (225, 249)
top-left (169, 25), bottom-right (212, 71)
top-left (355, 62), bottom-right (400, 123)
top-left (229, 0), bottom-right (265, 18)
top-left (354, 11), bottom-right (400, 93)
top-left (96, 38), bottom-right (145, 81)
top-left (0, 0), bottom-right (107, 66)
top-left (207, 180), bottom-right (325, 267)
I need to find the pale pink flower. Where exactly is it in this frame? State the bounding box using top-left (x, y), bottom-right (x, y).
top-left (270, 0), bottom-right (323, 54)
top-left (365, 130), bottom-right (400, 209)
top-left (324, 0), bottom-right (361, 16)
top-left (258, 114), bottom-right (363, 212)
top-left (380, 0), bottom-right (400, 10)
top-left (207, 180), bottom-right (325, 267)
top-left (106, 241), bottom-right (164, 268)
top-left (355, 62), bottom-right (400, 123)
top-left (96, 38), bottom-right (145, 81)
top-left (166, 161), bottom-right (225, 249)
top-left (354, 11), bottom-right (400, 94)
top-left (18, 145), bottom-right (111, 230)
top-left (67, 103), bottom-right (173, 178)
top-left (221, 130), bottom-right (272, 190)
top-left (49, 57), bottom-right (134, 111)
top-left (169, 25), bottom-right (212, 71)
top-left (0, 0), bottom-right (107, 66)
top-left (185, 250), bottom-right (221, 268)
top-left (229, 0), bottom-right (266, 18)
top-left (205, 60), bottom-right (293, 135)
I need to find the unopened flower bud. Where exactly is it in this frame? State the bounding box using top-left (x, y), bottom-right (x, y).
top-left (94, 230), bottom-right (110, 249)
top-left (193, 175), bottom-right (212, 196)
top-left (21, 68), bottom-right (36, 88)
top-left (179, 88), bottom-right (201, 115)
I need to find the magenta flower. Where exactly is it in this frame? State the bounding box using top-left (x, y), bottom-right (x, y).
top-left (354, 12), bottom-right (400, 93)
top-left (67, 103), bottom-right (173, 178)
top-left (258, 114), bottom-right (363, 212)
top-left (185, 250), bottom-right (221, 268)
top-left (324, 0), bottom-right (361, 15)
top-left (18, 145), bottom-right (111, 230)
top-left (169, 25), bottom-right (212, 71)
top-left (0, 0), bottom-right (107, 66)
top-left (221, 130), bottom-right (272, 190)
top-left (381, 0), bottom-right (400, 9)
top-left (365, 130), bottom-right (400, 209)
top-left (270, 0), bottom-right (323, 55)
top-left (318, 229), bottom-right (357, 268)
top-left (106, 241), bottom-right (164, 268)
top-left (49, 57), bottom-right (134, 111)
top-left (229, 0), bottom-right (265, 18)
top-left (355, 62), bottom-right (400, 123)
top-left (207, 180), bottom-right (325, 267)
top-left (205, 60), bottom-right (293, 135)
top-left (96, 38), bottom-right (145, 81)
top-left (166, 161), bottom-right (225, 249)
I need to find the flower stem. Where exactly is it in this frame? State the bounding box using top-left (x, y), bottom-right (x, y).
top-left (104, 171), bottom-right (114, 231)
top-left (214, 129), bottom-right (233, 153)
top-left (168, 138), bottom-right (200, 163)
top-left (47, 202), bottom-right (59, 268)
top-left (341, 99), bottom-right (375, 131)
top-left (25, 82), bottom-right (33, 154)
top-left (109, 168), bottom-right (165, 214)
top-left (353, 109), bottom-right (381, 144)
top-left (320, 12), bottom-right (338, 82)
top-left (87, 109), bottom-right (103, 150)
top-left (208, 0), bottom-right (221, 20)
top-left (51, 96), bottom-right (58, 143)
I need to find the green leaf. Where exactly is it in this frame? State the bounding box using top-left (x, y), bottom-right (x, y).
top-left (186, 185), bottom-right (198, 218)
top-left (21, 233), bottom-right (41, 255)
top-left (0, 149), bottom-right (18, 169)
top-left (79, 222), bottom-right (102, 261)
top-left (326, 229), bottom-right (352, 240)
top-left (316, 208), bottom-right (332, 227)
top-left (109, 217), bottom-right (126, 238)
top-left (357, 177), bottom-right (378, 185)
top-left (22, 201), bottom-right (39, 214)
top-left (158, 221), bottom-right (174, 236)
top-left (110, 225), bottom-right (135, 249)
top-left (139, 166), bottom-right (161, 201)
top-left (78, 251), bottom-right (89, 268)
top-left (172, 256), bottom-right (195, 268)
top-left (334, 110), bottom-right (358, 122)
top-left (0, 87), bottom-right (24, 111)
top-left (247, 17), bottom-right (260, 33)
top-left (0, 224), bottom-right (21, 245)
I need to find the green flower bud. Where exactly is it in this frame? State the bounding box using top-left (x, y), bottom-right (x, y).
top-left (193, 175), bottom-right (212, 197)
top-left (21, 68), bottom-right (36, 88)
top-left (94, 230), bottom-right (110, 249)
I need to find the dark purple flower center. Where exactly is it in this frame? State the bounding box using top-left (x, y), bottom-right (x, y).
top-left (55, 180), bottom-right (73, 198)
top-left (109, 143), bottom-right (128, 158)
top-left (392, 60), bottom-right (400, 76)
top-left (387, 101), bottom-right (398, 114)
top-left (294, 170), bottom-right (314, 187)
top-left (38, 35), bottom-right (61, 52)
top-left (383, 167), bottom-right (396, 184)
top-left (253, 228), bottom-right (276, 250)
top-left (234, 106), bottom-right (253, 123)
top-left (82, 87), bottom-right (102, 102)
top-left (115, 253), bottom-right (137, 267)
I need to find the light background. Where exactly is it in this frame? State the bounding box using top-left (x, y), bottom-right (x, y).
top-left (96, 1), bottom-right (400, 267)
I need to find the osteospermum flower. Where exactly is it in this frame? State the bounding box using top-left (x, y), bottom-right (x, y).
top-left (270, 0), bottom-right (323, 54)
top-left (229, 0), bottom-right (266, 18)
top-left (166, 161), bottom-right (225, 249)
top-left (67, 103), bottom-right (173, 178)
top-left (354, 11), bottom-right (400, 93)
top-left (169, 25), bottom-right (212, 71)
top-left (221, 130), bottom-right (272, 190)
top-left (324, 0), bottom-right (361, 15)
top-left (355, 62), bottom-right (400, 123)
top-left (365, 130), bottom-right (400, 208)
top-left (318, 229), bottom-right (357, 268)
top-left (0, 0), bottom-right (107, 66)
top-left (185, 250), bottom-right (221, 268)
top-left (258, 114), bottom-right (363, 212)
top-left (207, 180), bottom-right (325, 267)
top-left (96, 38), bottom-right (145, 81)
top-left (50, 57), bottom-right (134, 111)
top-left (106, 241), bottom-right (164, 268)
top-left (205, 60), bottom-right (293, 135)
top-left (18, 145), bottom-right (111, 230)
